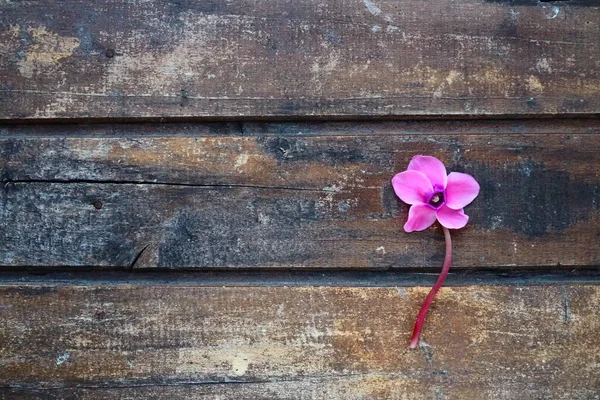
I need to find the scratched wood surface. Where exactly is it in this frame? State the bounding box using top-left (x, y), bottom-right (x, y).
top-left (0, 284), bottom-right (598, 399)
top-left (1, 0), bottom-right (600, 397)
top-left (1, 121), bottom-right (599, 269)
top-left (1, 0), bottom-right (599, 119)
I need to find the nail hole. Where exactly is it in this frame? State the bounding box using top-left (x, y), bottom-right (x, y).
top-left (92, 200), bottom-right (103, 210)
top-left (105, 49), bottom-right (115, 58)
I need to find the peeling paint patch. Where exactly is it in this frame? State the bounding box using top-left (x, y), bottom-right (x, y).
top-left (526, 75), bottom-right (544, 93)
top-left (432, 70), bottom-right (462, 99)
top-left (445, 70), bottom-right (460, 85)
top-left (311, 53), bottom-right (340, 75)
top-left (543, 6), bottom-right (560, 20)
top-left (16, 26), bottom-right (80, 78)
top-left (231, 355), bottom-right (249, 376)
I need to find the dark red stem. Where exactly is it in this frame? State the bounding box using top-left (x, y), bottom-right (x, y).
top-left (409, 226), bottom-right (452, 349)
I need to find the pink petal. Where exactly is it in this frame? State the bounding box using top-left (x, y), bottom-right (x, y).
top-left (436, 205), bottom-right (469, 229)
top-left (408, 155), bottom-right (447, 191)
top-left (391, 170), bottom-right (434, 205)
top-left (404, 204), bottom-right (437, 232)
top-left (445, 172), bottom-right (480, 210)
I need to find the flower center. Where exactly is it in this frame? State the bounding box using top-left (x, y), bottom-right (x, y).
top-left (429, 192), bottom-right (444, 207)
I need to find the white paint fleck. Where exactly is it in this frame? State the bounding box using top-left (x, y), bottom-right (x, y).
top-left (231, 355), bottom-right (249, 376)
top-left (535, 58), bottom-right (552, 74)
top-left (257, 212), bottom-right (270, 225)
top-left (376, 246), bottom-right (386, 255)
top-left (362, 0), bottom-right (381, 16)
top-left (56, 352), bottom-right (70, 366)
top-left (311, 53), bottom-right (339, 75)
top-left (322, 184), bottom-right (342, 202)
top-left (234, 153), bottom-right (249, 169)
top-left (509, 9), bottom-right (520, 21)
top-left (446, 70), bottom-right (460, 85)
top-left (276, 304), bottom-right (285, 317)
top-left (489, 215), bottom-right (504, 230)
top-left (395, 287), bottom-right (407, 300)
top-left (371, 25), bottom-right (381, 32)
top-left (432, 70), bottom-right (461, 99)
top-left (521, 164), bottom-right (532, 177)
top-left (541, 5), bottom-right (560, 19)
top-left (337, 201), bottom-right (351, 212)
top-left (386, 25), bottom-right (400, 33)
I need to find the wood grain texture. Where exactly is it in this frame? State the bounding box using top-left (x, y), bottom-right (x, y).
top-left (0, 284), bottom-right (599, 399)
top-left (1, 0), bottom-right (599, 119)
top-left (1, 123), bottom-right (598, 269)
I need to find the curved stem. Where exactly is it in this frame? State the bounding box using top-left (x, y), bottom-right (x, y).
top-left (409, 226), bottom-right (452, 349)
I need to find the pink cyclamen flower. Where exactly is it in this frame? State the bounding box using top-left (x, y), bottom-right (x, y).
top-left (391, 155), bottom-right (479, 348)
top-left (392, 155), bottom-right (480, 233)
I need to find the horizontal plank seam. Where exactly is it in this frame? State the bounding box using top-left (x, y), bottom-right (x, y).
top-left (0, 268), bottom-right (599, 287)
top-left (4, 132), bottom-right (600, 138)
top-left (2, 114), bottom-right (600, 125)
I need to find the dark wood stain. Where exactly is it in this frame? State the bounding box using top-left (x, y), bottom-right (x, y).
top-left (0, 127), bottom-right (598, 269)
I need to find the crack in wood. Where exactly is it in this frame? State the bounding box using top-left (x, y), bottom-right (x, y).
top-left (1, 370), bottom-right (447, 392)
top-left (1, 179), bottom-right (322, 192)
top-left (129, 245), bottom-right (150, 270)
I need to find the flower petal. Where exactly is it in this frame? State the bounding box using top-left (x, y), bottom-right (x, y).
top-left (408, 155), bottom-right (447, 191)
top-left (436, 205), bottom-right (469, 229)
top-left (391, 170), bottom-right (434, 205)
top-left (404, 204), bottom-right (437, 232)
top-left (445, 172), bottom-right (480, 210)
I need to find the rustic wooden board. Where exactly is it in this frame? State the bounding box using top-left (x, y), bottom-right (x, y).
top-left (1, 125), bottom-right (599, 269)
top-left (1, 284), bottom-right (598, 399)
top-left (1, 0), bottom-right (599, 119)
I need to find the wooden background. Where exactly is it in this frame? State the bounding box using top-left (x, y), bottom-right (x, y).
top-left (1, 0), bottom-right (599, 398)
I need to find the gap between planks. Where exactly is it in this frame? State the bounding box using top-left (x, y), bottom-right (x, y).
top-left (0, 268), bottom-right (599, 287)
top-left (1, 118), bottom-right (599, 137)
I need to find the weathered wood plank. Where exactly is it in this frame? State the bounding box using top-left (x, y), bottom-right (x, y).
top-left (1, 130), bottom-right (598, 269)
top-left (0, 284), bottom-right (598, 399)
top-left (1, 0), bottom-right (599, 119)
